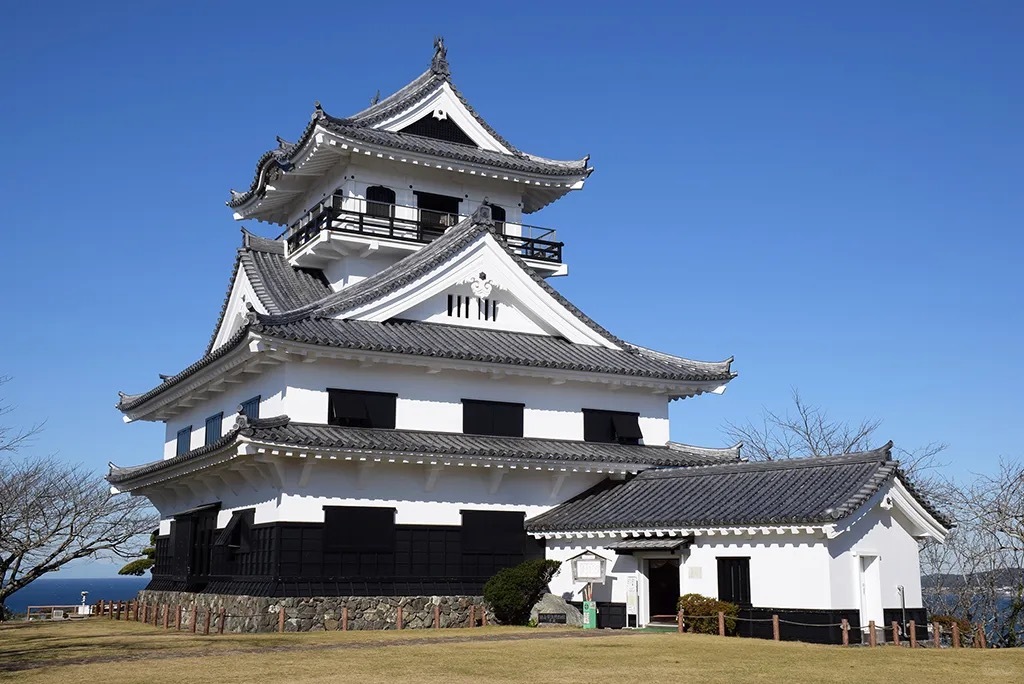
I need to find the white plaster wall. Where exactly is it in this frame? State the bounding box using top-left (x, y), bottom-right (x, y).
top-left (285, 156), bottom-right (526, 234)
top-left (323, 253), bottom-right (402, 291)
top-left (283, 358), bottom-right (671, 444)
top-left (153, 458), bottom-right (605, 528)
top-left (828, 490), bottom-right (926, 610)
top-left (683, 534), bottom-right (833, 609)
top-left (162, 365), bottom-right (287, 459)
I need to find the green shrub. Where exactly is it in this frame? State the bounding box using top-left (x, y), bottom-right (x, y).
top-left (483, 559), bottom-right (562, 626)
top-left (676, 593), bottom-right (739, 635)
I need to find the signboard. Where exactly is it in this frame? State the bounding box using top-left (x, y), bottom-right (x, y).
top-left (625, 576), bottom-right (639, 628)
top-left (537, 613), bottom-right (568, 625)
top-left (570, 552), bottom-right (608, 584)
top-left (582, 601), bottom-right (598, 630)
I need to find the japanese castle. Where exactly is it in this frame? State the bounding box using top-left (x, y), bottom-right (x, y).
top-left (110, 40), bottom-right (948, 638)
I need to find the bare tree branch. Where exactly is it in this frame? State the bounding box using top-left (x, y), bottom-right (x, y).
top-left (0, 377), bottom-right (158, 612)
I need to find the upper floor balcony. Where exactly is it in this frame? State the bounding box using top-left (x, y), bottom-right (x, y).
top-left (283, 194), bottom-right (565, 275)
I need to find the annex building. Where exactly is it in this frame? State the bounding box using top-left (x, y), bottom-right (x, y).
top-left (109, 40), bottom-right (948, 638)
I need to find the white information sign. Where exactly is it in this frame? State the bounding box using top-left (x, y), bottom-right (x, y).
top-left (625, 576), bottom-right (639, 627)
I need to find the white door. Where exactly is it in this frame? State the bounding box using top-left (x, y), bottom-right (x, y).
top-left (859, 555), bottom-right (883, 627)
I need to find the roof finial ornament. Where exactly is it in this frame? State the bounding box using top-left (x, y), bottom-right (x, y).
top-left (370, 90), bottom-right (380, 106)
top-left (431, 36), bottom-right (450, 77)
top-left (312, 101), bottom-right (325, 121)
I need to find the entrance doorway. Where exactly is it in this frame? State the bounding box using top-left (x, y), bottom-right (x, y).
top-left (647, 558), bottom-right (680, 621)
top-left (859, 555), bottom-right (883, 628)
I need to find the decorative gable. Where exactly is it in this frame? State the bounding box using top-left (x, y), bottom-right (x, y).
top-left (336, 227), bottom-right (619, 348)
top-left (210, 268), bottom-right (266, 352)
top-left (375, 82), bottom-right (512, 154)
top-left (399, 111), bottom-right (477, 147)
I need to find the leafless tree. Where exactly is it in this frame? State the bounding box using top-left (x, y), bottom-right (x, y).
top-left (722, 389), bottom-right (946, 486)
top-left (920, 459), bottom-right (1024, 647)
top-left (0, 380), bottom-right (157, 616)
top-left (0, 376), bottom-right (42, 455)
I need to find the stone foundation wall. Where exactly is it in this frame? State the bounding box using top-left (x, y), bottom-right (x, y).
top-left (135, 590), bottom-right (492, 633)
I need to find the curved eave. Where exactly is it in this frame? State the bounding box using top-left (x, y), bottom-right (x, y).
top-left (228, 121), bottom-right (592, 224)
top-left (118, 330), bottom-right (732, 423)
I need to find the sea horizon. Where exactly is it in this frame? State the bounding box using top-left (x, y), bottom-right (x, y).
top-left (3, 576), bottom-right (150, 616)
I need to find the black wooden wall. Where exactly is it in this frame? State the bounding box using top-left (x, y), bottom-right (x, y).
top-left (149, 506), bottom-right (544, 597)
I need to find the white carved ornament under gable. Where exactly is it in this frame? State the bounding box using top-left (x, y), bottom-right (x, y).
top-left (337, 231), bottom-right (620, 348)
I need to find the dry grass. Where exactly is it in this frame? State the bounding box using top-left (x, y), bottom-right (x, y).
top-left (2, 619), bottom-right (1022, 684)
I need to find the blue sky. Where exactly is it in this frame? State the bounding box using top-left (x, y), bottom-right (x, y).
top-left (1, 3), bottom-right (1021, 576)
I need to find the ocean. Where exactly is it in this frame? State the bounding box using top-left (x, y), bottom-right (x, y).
top-left (3, 577), bottom-right (150, 616)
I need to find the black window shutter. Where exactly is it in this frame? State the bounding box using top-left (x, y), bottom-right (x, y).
top-left (583, 410), bottom-right (615, 443)
top-left (205, 413), bottom-right (223, 446)
top-left (324, 506), bottom-right (396, 552)
top-left (462, 400), bottom-right (523, 437)
top-left (328, 389), bottom-right (396, 429)
top-left (611, 413), bottom-right (643, 444)
top-left (491, 403), bottom-right (523, 437)
top-left (176, 427), bottom-right (192, 456)
top-left (717, 557), bottom-right (751, 606)
top-left (240, 396), bottom-right (260, 421)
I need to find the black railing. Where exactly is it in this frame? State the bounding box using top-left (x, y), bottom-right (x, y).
top-left (285, 197), bottom-right (563, 263)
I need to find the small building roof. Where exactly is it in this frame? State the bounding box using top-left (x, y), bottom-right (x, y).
top-left (106, 414), bottom-right (743, 487)
top-left (524, 443), bottom-right (951, 533)
top-left (228, 39), bottom-right (592, 218)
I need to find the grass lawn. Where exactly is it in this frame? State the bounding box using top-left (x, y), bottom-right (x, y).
top-left (2, 619), bottom-right (1022, 683)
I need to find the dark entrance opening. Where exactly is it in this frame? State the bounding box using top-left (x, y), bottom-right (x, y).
top-left (414, 191), bottom-right (461, 240)
top-left (647, 558), bottom-right (680, 621)
top-left (185, 508), bottom-right (218, 591)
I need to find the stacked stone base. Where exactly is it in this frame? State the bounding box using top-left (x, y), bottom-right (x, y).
top-left (136, 590), bottom-right (491, 633)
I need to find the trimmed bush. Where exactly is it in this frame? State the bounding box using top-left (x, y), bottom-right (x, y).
top-left (677, 593), bottom-right (739, 635)
top-left (931, 613), bottom-right (973, 637)
top-left (483, 559), bottom-right (562, 626)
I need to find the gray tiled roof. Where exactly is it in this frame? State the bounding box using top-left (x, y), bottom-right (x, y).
top-left (118, 214), bottom-right (734, 413)
top-left (254, 318), bottom-right (733, 382)
top-left (228, 52), bottom-right (591, 210)
top-left (106, 415), bottom-right (742, 485)
top-left (525, 443), bottom-right (951, 531)
top-left (204, 230), bottom-right (333, 354)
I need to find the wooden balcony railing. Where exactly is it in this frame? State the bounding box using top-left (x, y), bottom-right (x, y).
top-left (285, 197), bottom-right (563, 263)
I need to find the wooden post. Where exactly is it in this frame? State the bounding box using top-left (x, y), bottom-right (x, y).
top-left (841, 619), bottom-right (850, 646)
top-left (434, 603), bottom-right (440, 629)
top-left (163, 604), bottom-right (170, 629)
top-left (191, 605), bottom-right (198, 634)
top-left (933, 621), bottom-right (940, 648)
top-left (278, 605), bottom-right (285, 633)
top-left (481, 610), bottom-right (487, 628)
top-left (869, 621), bottom-right (877, 647)
top-left (114, 601), bottom-right (121, 621)
top-left (772, 614), bottom-right (780, 641)
top-left (677, 610), bottom-right (684, 633)
top-left (142, 603), bottom-right (148, 624)
top-left (470, 604), bottom-right (476, 628)
top-left (203, 608), bottom-right (211, 635)
top-left (977, 624), bottom-right (986, 649)
top-left (218, 607), bottom-right (226, 634)
top-left (397, 605), bottom-right (403, 630)
top-left (342, 606), bottom-right (348, 631)
top-left (892, 621), bottom-right (900, 646)
top-left (909, 620), bottom-right (917, 648)
top-left (718, 611), bottom-right (726, 637)
top-left (175, 605), bottom-right (181, 631)
top-left (952, 622), bottom-right (960, 648)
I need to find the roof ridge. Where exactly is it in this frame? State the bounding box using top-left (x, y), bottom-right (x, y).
top-left (636, 442), bottom-right (894, 479)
